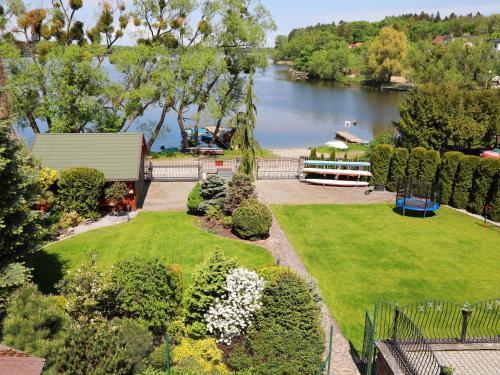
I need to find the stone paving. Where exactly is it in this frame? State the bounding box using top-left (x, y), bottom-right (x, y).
top-left (433, 343), bottom-right (500, 375)
top-left (263, 218), bottom-right (360, 375)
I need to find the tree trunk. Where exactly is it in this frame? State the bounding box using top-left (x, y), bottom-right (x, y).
top-left (27, 113), bottom-right (41, 133)
top-left (147, 103), bottom-right (170, 151)
top-left (209, 74), bottom-right (239, 147)
top-left (0, 56), bottom-right (10, 121)
top-left (177, 106), bottom-right (189, 151)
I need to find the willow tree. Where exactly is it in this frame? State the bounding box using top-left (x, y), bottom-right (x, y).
top-left (231, 73), bottom-right (259, 175)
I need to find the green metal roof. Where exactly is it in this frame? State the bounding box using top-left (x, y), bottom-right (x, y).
top-left (31, 133), bottom-right (145, 181)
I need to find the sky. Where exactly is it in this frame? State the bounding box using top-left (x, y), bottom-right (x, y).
top-left (34, 0), bottom-right (500, 46)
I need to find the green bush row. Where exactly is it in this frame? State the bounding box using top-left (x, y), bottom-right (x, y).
top-left (371, 146), bottom-right (500, 220)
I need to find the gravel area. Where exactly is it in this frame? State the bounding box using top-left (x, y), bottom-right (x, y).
top-left (142, 181), bottom-right (197, 211)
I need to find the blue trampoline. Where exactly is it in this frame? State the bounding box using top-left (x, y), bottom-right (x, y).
top-left (396, 177), bottom-right (442, 217)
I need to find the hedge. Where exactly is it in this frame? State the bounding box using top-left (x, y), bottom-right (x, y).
top-left (419, 150), bottom-right (440, 187)
top-left (386, 148), bottom-right (409, 192)
top-left (406, 147), bottom-right (426, 178)
top-left (187, 183), bottom-right (203, 215)
top-left (370, 144), bottom-right (393, 185)
top-left (58, 167), bottom-right (105, 220)
top-left (451, 156), bottom-right (481, 209)
top-left (437, 152), bottom-right (464, 205)
top-left (469, 158), bottom-right (500, 215)
top-left (489, 178), bottom-right (500, 222)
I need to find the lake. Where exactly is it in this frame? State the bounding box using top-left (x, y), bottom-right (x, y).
top-left (18, 63), bottom-right (405, 150)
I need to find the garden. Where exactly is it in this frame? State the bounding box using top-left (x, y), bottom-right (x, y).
top-left (272, 203), bottom-right (500, 352)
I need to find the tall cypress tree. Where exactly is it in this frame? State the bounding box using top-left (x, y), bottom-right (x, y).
top-left (231, 73), bottom-right (260, 176)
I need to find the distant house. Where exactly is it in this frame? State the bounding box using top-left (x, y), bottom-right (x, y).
top-left (432, 35), bottom-right (452, 45)
top-left (31, 133), bottom-right (147, 210)
top-left (0, 345), bottom-right (45, 375)
top-left (492, 76), bottom-right (500, 89)
top-left (492, 38), bottom-right (500, 52)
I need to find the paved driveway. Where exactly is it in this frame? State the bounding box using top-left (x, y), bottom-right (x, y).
top-left (142, 181), bottom-right (197, 211)
top-left (256, 179), bottom-right (395, 205)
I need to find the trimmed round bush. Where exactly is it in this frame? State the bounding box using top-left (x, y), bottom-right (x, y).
top-left (451, 155), bottom-right (481, 209)
top-left (406, 147), bottom-right (426, 177)
top-left (370, 144), bottom-right (393, 185)
top-left (58, 167), bottom-right (105, 220)
top-left (110, 257), bottom-right (183, 335)
top-left (187, 182), bottom-right (203, 214)
top-left (419, 149), bottom-right (440, 187)
top-left (386, 148), bottom-right (409, 192)
top-left (438, 152), bottom-right (464, 205)
top-left (232, 198), bottom-right (272, 240)
top-left (469, 158), bottom-right (500, 214)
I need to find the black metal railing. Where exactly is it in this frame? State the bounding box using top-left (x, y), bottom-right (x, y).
top-left (376, 299), bottom-right (500, 344)
top-left (389, 307), bottom-right (441, 375)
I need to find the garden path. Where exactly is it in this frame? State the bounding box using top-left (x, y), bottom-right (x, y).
top-left (263, 217), bottom-right (361, 375)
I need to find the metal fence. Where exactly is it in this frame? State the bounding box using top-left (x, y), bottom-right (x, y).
top-left (256, 157), bottom-right (302, 180)
top-left (388, 307), bottom-right (441, 375)
top-left (362, 299), bottom-right (500, 375)
top-left (148, 157), bottom-right (305, 181)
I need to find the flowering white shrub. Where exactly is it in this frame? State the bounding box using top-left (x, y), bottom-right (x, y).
top-left (205, 267), bottom-right (265, 344)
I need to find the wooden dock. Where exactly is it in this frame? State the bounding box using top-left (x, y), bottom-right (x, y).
top-left (336, 131), bottom-right (364, 144)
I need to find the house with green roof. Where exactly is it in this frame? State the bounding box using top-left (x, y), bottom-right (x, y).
top-left (31, 133), bottom-right (147, 210)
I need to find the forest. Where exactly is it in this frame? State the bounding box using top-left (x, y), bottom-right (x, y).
top-left (274, 12), bottom-right (500, 87)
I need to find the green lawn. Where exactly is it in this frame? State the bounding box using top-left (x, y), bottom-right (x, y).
top-left (29, 212), bottom-right (273, 293)
top-left (272, 204), bottom-right (500, 351)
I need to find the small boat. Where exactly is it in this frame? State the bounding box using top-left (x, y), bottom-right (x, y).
top-left (481, 150), bottom-right (500, 159)
top-left (304, 160), bottom-right (371, 168)
top-left (303, 168), bottom-right (372, 177)
top-left (305, 179), bottom-right (369, 187)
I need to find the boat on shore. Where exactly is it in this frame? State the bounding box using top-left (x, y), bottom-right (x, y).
top-left (303, 168), bottom-right (372, 177)
top-left (304, 179), bottom-right (369, 187)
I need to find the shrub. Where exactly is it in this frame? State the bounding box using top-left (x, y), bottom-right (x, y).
top-left (419, 149), bottom-right (440, 187)
top-left (58, 167), bottom-right (105, 220)
top-left (231, 324), bottom-right (322, 375)
top-left (38, 167), bottom-right (59, 191)
top-left (324, 148), bottom-right (334, 161)
top-left (58, 211), bottom-right (83, 229)
top-left (205, 268), bottom-right (265, 344)
top-left (56, 251), bottom-right (112, 321)
top-left (185, 250), bottom-right (239, 337)
top-left (437, 152), bottom-right (464, 205)
top-left (370, 144), bottom-right (393, 185)
top-left (253, 271), bottom-right (322, 339)
top-left (172, 337), bottom-right (228, 374)
top-left (224, 173), bottom-right (256, 214)
top-left (309, 148), bottom-right (318, 160)
top-left (200, 175), bottom-right (227, 212)
top-left (367, 130), bottom-right (396, 157)
top-left (110, 257), bottom-right (183, 335)
top-left (489, 178), bottom-right (500, 222)
top-left (105, 182), bottom-right (129, 207)
top-left (206, 205), bottom-right (223, 222)
top-left (232, 198), bottom-right (272, 240)
top-left (221, 215), bottom-right (233, 229)
top-left (451, 156), bottom-right (481, 209)
top-left (187, 183), bottom-right (203, 215)
top-left (55, 319), bottom-right (151, 375)
top-left (386, 148), bottom-right (409, 192)
top-left (2, 284), bottom-right (69, 372)
top-left (469, 159), bottom-right (500, 214)
top-left (406, 147), bottom-right (426, 177)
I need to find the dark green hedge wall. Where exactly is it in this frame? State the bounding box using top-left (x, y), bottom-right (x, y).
top-left (406, 147), bottom-right (426, 177)
top-left (451, 156), bottom-right (481, 209)
top-left (370, 144), bottom-right (393, 185)
top-left (419, 150), bottom-right (441, 187)
top-left (437, 152), bottom-right (464, 205)
top-left (386, 148), bottom-right (409, 192)
top-left (469, 158), bottom-right (500, 214)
